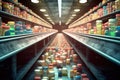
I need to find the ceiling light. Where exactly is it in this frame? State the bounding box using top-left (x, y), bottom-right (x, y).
top-left (58, 0), bottom-right (62, 18)
top-left (47, 17), bottom-right (50, 19)
top-left (44, 14), bottom-right (49, 16)
top-left (40, 9), bottom-right (46, 12)
top-left (79, 0), bottom-right (87, 3)
top-left (31, 0), bottom-right (39, 3)
top-left (72, 14), bottom-right (76, 16)
top-left (70, 17), bottom-right (74, 19)
top-left (59, 21), bottom-right (61, 25)
top-left (74, 9), bottom-right (80, 12)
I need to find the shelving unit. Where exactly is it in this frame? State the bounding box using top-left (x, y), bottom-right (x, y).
top-left (63, 31), bottom-right (120, 80)
top-left (0, 31), bottom-right (57, 80)
top-left (69, 0), bottom-right (118, 28)
top-left (63, 31), bottom-right (120, 65)
top-left (1, 0), bottom-right (52, 28)
top-left (0, 10), bottom-right (42, 27)
top-left (70, 0), bottom-right (112, 26)
top-left (0, 1), bottom-right (58, 80)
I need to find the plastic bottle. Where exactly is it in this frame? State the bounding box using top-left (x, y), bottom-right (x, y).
top-left (116, 14), bottom-right (120, 26)
top-left (108, 19), bottom-right (116, 36)
top-left (15, 21), bottom-right (23, 34)
top-left (7, 21), bottom-right (15, 35)
top-left (115, 0), bottom-right (120, 11)
top-left (96, 20), bottom-right (102, 35)
top-left (115, 26), bottom-right (120, 37)
top-left (1, 23), bottom-right (10, 36)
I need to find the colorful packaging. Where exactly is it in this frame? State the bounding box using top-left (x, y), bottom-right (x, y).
top-left (108, 19), bottom-right (117, 36)
top-left (7, 21), bottom-right (15, 35)
top-left (96, 20), bottom-right (102, 35)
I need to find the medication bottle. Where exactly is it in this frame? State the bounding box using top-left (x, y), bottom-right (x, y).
top-left (7, 21), bottom-right (15, 35)
top-left (115, 0), bottom-right (120, 11)
top-left (96, 20), bottom-right (102, 35)
top-left (15, 21), bottom-right (23, 34)
top-left (116, 14), bottom-right (120, 26)
top-left (115, 26), bottom-right (120, 37)
top-left (108, 19), bottom-right (116, 36)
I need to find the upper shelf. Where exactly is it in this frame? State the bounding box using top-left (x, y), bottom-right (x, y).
top-left (63, 31), bottom-right (120, 66)
top-left (8, 1), bottom-right (52, 28)
top-left (0, 31), bottom-right (57, 61)
top-left (72, 10), bottom-right (120, 28)
top-left (0, 10), bottom-right (52, 28)
top-left (71, 0), bottom-right (112, 25)
top-left (69, 0), bottom-right (117, 28)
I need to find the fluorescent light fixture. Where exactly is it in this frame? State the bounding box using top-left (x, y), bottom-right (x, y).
top-left (31, 0), bottom-right (39, 3)
top-left (74, 9), bottom-right (80, 12)
top-left (40, 9), bottom-right (46, 12)
top-left (72, 14), bottom-right (76, 16)
top-left (47, 17), bottom-right (50, 19)
top-left (58, 0), bottom-right (62, 18)
top-left (70, 17), bottom-right (74, 19)
top-left (59, 21), bottom-right (61, 25)
top-left (44, 14), bottom-right (49, 16)
top-left (79, 0), bottom-right (87, 3)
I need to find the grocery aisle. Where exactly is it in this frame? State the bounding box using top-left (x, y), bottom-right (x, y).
top-left (34, 33), bottom-right (89, 80)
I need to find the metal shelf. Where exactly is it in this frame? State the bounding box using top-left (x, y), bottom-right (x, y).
top-left (63, 31), bottom-right (120, 66)
top-left (0, 10), bottom-right (45, 26)
top-left (70, 32), bottom-right (120, 44)
top-left (70, 10), bottom-right (120, 28)
top-left (67, 38), bottom-right (106, 80)
top-left (0, 31), bottom-right (57, 61)
top-left (9, 1), bottom-right (47, 23)
top-left (78, 10), bottom-right (120, 26)
top-left (73, 0), bottom-right (112, 24)
top-left (16, 36), bottom-right (53, 80)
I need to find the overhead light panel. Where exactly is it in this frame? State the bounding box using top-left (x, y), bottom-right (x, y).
top-left (44, 14), bottom-right (49, 16)
top-left (72, 14), bottom-right (76, 16)
top-left (58, 0), bottom-right (62, 18)
top-left (79, 0), bottom-right (87, 3)
top-left (74, 9), bottom-right (80, 12)
top-left (31, 0), bottom-right (39, 3)
top-left (40, 9), bottom-right (46, 12)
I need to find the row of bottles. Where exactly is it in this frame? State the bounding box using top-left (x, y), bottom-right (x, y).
top-left (65, 15), bottom-right (120, 37)
top-left (68, 0), bottom-right (120, 37)
top-left (77, 0), bottom-right (120, 25)
top-left (0, 18), bottom-right (55, 36)
top-left (0, 0), bottom-right (51, 27)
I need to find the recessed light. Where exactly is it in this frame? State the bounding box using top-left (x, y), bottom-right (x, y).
top-left (31, 0), bottom-right (39, 3)
top-left (72, 14), bottom-right (76, 16)
top-left (79, 0), bottom-right (87, 3)
top-left (44, 14), bottom-right (49, 16)
top-left (40, 9), bottom-right (46, 12)
top-left (74, 9), bottom-right (80, 12)
top-left (47, 17), bottom-right (50, 19)
top-left (70, 17), bottom-right (74, 19)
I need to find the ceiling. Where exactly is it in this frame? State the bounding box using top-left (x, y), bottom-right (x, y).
top-left (19, 0), bottom-right (101, 30)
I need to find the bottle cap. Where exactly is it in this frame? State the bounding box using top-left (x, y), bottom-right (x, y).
top-left (108, 19), bottom-right (116, 22)
top-left (116, 14), bottom-right (120, 17)
top-left (8, 21), bottom-right (15, 25)
top-left (96, 20), bottom-right (102, 23)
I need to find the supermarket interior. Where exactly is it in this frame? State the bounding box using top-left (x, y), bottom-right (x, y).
top-left (0, 0), bottom-right (120, 80)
